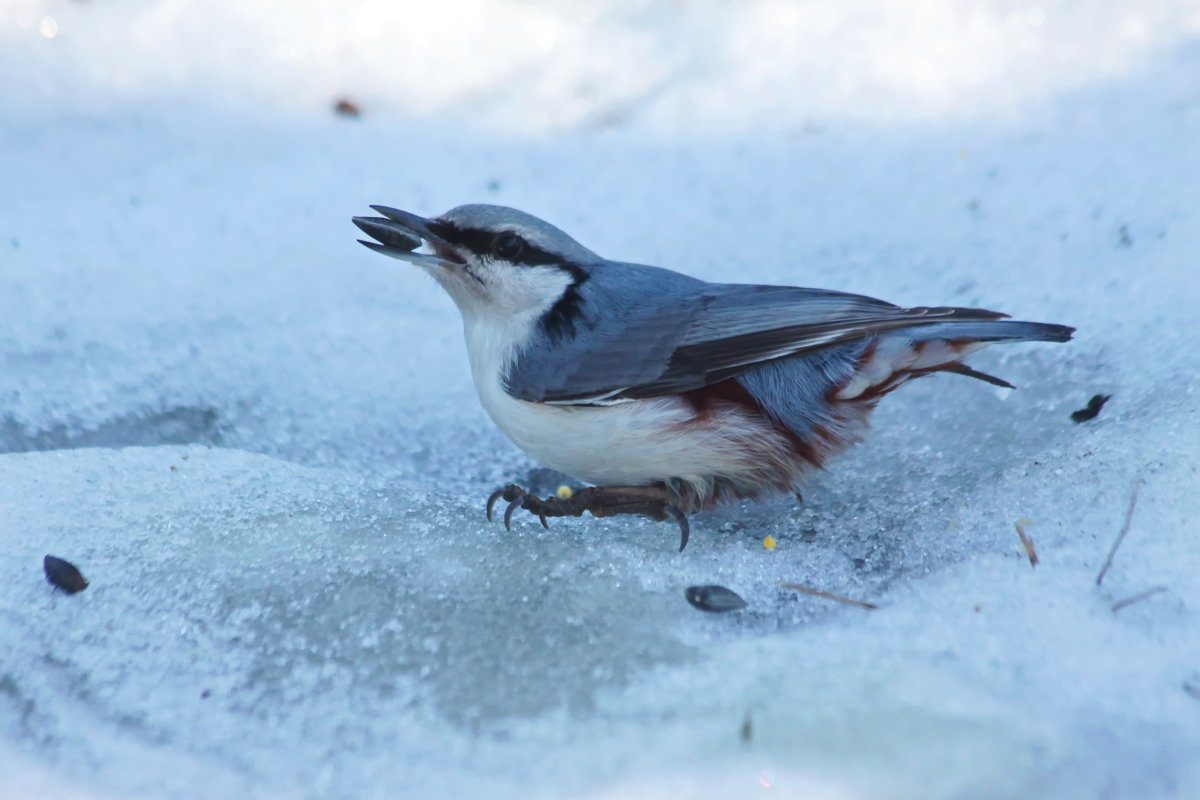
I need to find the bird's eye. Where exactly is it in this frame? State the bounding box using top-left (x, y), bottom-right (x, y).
top-left (491, 232), bottom-right (525, 261)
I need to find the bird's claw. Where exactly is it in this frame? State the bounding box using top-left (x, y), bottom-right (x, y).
top-left (503, 498), bottom-right (521, 531)
top-left (485, 484), bottom-right (524, 522)
top-left (483, 483), bottom-right (692, 551)
top-left (664, 505), bottom-right (690, 552)
top-left (485, 488), bottom-right (504, 522)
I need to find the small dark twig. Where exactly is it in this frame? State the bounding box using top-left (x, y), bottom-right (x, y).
top-left (1096, 479), bottom-right (1142, 586)
top-left (1111, 586), bottom-right (1167, 613)
top-left (779, 583), bottom-right (877, 610)
top-left (1071, 394), bottom-right (1111, 423)
top-left (1015, 522), bottom-right (1039, 568)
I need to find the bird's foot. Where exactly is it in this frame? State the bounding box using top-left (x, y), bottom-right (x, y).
top-left (485, 484), bottom-right (691, 552)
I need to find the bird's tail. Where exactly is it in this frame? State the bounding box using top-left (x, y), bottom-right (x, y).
top-left (833, 318), bottom-right (1074, 399)
top-left (902, 319), bottom-right (1075, 345)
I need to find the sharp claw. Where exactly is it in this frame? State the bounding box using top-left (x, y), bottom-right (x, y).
top-left (504, 498), bottom-right (522, 531)
top-left (665, 505), bottom-right (690, 552)
top-left (486, 488), bottom-right (507, 522)
top-left (490, 484), bottom-right (686, 549)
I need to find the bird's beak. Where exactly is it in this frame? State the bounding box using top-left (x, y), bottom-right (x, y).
top-left (352, 206), bottom-right (462, 268)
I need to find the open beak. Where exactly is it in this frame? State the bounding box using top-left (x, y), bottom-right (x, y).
top-left (352, 205), bottom-right (461, 268)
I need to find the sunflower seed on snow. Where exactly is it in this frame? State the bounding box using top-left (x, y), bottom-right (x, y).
top-left (44, 555), bottom-right (89, 594)
top-left (685, 585), bottom-right (747, 612)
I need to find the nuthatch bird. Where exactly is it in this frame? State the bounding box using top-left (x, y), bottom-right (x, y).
top-left (353, 204), bottom-right (1073, 551)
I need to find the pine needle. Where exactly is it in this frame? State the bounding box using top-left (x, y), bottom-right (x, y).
top-left (1111, 586), bottom-right (1167, 613)
top-left (1015, 521), bottom-right (1039, 567)
top-left (1096, 479), bottom-right (1142, 586)
top-left (779, 583), bottom-right (877, 610)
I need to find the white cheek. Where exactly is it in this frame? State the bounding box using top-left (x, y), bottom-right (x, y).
top-left (480, 262), bottom-right (574, 316)
top-left (431, 259), bottom-right (573, 322)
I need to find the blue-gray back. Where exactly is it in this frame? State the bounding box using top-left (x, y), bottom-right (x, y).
top-left (501, 257), bottom-right (1028, 404)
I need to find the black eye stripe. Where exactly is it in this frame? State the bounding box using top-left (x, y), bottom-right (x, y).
top-left (431, 222), bottom-right (561, 267)
top-left (427, 221), bottom-right (589, 339)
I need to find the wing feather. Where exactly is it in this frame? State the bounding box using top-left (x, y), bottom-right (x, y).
top-left (503, 265), bottom-right (1008, 404)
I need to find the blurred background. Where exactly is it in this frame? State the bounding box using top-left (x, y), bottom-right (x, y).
top-left (7, 0), bottom-right (1199, 130)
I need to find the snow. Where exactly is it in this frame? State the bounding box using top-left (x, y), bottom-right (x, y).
top-left (3, 1), bottom-right (1200, 798)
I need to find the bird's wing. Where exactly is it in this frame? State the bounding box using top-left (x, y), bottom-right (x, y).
top-left (616, 284), bottom-right (1010, 399)
top-left (504, 266), bottom-right (1010, 404)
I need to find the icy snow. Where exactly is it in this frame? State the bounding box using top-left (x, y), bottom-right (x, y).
top-left (2, 1), bottom-right (1199, 798)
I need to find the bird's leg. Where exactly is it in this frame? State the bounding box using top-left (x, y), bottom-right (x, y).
top-left (485, 484), bottom-right (691, 552)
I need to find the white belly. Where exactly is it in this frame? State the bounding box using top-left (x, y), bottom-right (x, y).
top-left (476, 380), bottom-right (752, 486)
top-left (461, 310), bottom-right (798, 497)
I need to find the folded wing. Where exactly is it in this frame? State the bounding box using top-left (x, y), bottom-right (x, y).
top-left (504, 265), bottom-right (1072, 405)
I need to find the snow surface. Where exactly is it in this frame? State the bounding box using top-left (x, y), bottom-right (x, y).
top-left (3, 1), bottom-right (1200, 798)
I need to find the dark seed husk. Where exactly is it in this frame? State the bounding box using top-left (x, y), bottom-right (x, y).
top-left (44, 555), bottom-right (88, 594)
top-left (333, 98), bottom-right (361, 117)
top-left (685, 584), bottom-right (747, 612)
top-left (1071, 394), bottom-right (1111, 423)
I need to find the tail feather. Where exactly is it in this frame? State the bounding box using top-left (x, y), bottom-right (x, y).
top-left (833, 318), bottom-right (1073, 400)
top-left (905, 319), bottom-right (1075, 344)
top-left (943, 363), bottom-right (1017, 389)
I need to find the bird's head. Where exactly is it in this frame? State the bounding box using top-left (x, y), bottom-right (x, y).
top-left (353, 204), bottom-right (598, 321)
